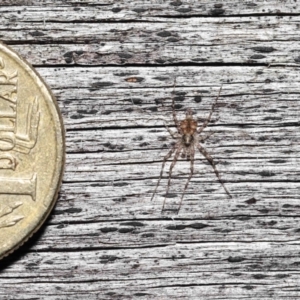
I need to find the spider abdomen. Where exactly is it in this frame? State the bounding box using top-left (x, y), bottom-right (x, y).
top-left (180, 119), bottom-right (197, 135)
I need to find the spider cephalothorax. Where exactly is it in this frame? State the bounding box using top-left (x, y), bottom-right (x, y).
top-left (151, 81), bottom-right (232, 213)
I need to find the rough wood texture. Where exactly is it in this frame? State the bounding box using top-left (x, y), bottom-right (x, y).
top-left (1, 1), bottom-right (300, 299)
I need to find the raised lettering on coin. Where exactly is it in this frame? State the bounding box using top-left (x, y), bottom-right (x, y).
top-left (0, 43), bottom-right (64, 259)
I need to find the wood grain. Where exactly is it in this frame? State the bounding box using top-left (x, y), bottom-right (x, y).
top-left (1, 1), bottom-right (300, 299)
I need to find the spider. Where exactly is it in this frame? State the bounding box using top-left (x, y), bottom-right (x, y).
top-left (151, 80), bottom-right (232, 213)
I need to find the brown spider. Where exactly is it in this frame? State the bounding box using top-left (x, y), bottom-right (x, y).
top-left (151, 81), bottom-right (232, 213)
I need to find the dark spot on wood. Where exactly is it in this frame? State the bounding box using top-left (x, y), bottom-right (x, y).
top-left (132, 264), bottom-right (140, 269)
top-left (164, 193), bottom-right (178, 198)
top-left (213, 228), bottom-right (232, 233)
top-left (192, 58), bottom-right (208, 62)
top-left (158, 136), bottom-right (167, 141)
top-left (224, 150), bottom-right (235, 153)
top-left (153, 76), bottom-right (169, 81)
top-left (269, 159), bottom-right (286, 164)
top-left (118, 53), bottom-right (132, 59)
top-left (100, 227), bottom-right (118, 233)
top-left (114, 72), bottom-right (138, 77)
top-left (103, 142), bottom-right (116, 149)
top-left (167, 37), bottom-right (179, 42)
top-left (118, 227), bottom-right (134, 233)
top-left (141, 233), bottom-right (155, 238)
top-left (210, 8), bottom-right (225, 15)
top-left (114, 182), bottom-right (128, 187)
top-left (263, 89), bottom-right (274, 93)
top-left (77, 109), bottom-right (98, 115)
top-left (147, 106), bottom-right (158, 112)
top-left (102, 110), bottom-right (112, 115)
top-left (29, 31), bottom-right (45, 37)
top-left (134, 293), bottom-right (151, 297)
top-left (174, 96), bottom-right (185, 103)
top-left (263, 116), bottom-right (282, 121)
top-left (91, 82), bottom-right (114, 88)
top-left (70, 114), bottom-right (84, 119)
top-left (228, 256), bottom-right (245, 263)
top-left (155, 59), bottom-right (166, 64)
top-left (188, 223), bottom-right (209, 230)
top-left (243, 285), bottom-right (255, 290)
top-left (166, 224), bottom-right (186, 230)
top-left (253, 274), bottom-right (267, 279)
top-left (157, 31), bottom-right (172, 37)
top-left (26, 262), bottom-right (39, 269)
top-left (133, 136), bottom-right (143, 141)
top-left (112, 197), bottom-right (127, 202)
top-left (100, 255), bottom-right (118, 263)
top-left (132, 8), bottom-right (147, 13)
top-left (175, 91), bottom-right (187, 96)
top-left (121, 222), bottom-right (144, 227)
top-left (237, 216), bottom-right (251, 221)
top-left (155, 98), bottom-right (163, 105)
top-left (259, 170), bottom-right (275, 177)
top-left (174, 104), bottom-right (183, 109)
top-left (294, 56), bottom-right (300, 63)
top-left (246, 2), bottom-right (257, 6)
top-left (245, 197), bottom-right (257, 205)
top-left (112, 7), bottom-right (122, 13)
top-left (139, 142), bottom-right (150, 147)
top-left (176, 7), bottom-right (192, 13)
top-left (214, 3), bottom-right (223, 8)
top-left (125, 98), bottom-right (142, 105)
top-left (125, 77), bottom-right (144, 83)
top-left (106, 292), bottom-right (116, 296)
top-left (54, 208), bottom-right (82, 215)
top-left (170, 1), bottom-right (182, 6)
top-left (194, 96), bottom-right (202, 103)
top-left (63, 50), bottom-right (84, 63)
top-left (63, 56), bottom-right (73, 64)
top-left (275, 274), bottom-right (290, 279)
top-left (251, 46), bottom-right (276, 53)
top-left (265, 109), bottom-right (277, 113)
top-left (125, 108), bottom-right (134, 113)
top-left (250, 54), bottom-right (266, 59)
top-left (90, 183), bottom-right (106, 187)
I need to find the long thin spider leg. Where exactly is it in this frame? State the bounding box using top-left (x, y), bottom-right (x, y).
top-left (198, 85), bottom-right (223, 134)
top-left (171, 77), bottom-right (181, 133)
top-left (177, 146), bottom-right (195, 214)
top-left (150, 145), bottom-right (178, 202)
top-left (163, 121), bottom-right (178, 139)
top-left (199, 131), bottom-right (214, 143)
top-left (162, 145), bottom-right (182, 212)
top-left (197, 143), bottom-right (232, 198)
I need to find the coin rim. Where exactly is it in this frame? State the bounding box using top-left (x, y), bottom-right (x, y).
top-left (0, 42), bottom-right (65, 260)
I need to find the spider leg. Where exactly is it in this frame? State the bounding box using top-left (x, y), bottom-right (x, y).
top-left (198, 85), bottom-right (222, 134)
top-left (197, 143), bottom-right (232, 198)
top-left (162, 145), bottom-right (182, 212)
top-left (199, 131), bottom-right (214, 143)
top-left (163, 121), bottom-right (178, 139)
top-left (177, 146), bottom-right (195, 214)
top-left (171, 77), bottom-right (181, 133)
top-left (150, 144), bottom-right (178, 202)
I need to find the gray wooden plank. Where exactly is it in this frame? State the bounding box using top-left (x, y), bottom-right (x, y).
top-left (1, 1), bottom-right (300, 299)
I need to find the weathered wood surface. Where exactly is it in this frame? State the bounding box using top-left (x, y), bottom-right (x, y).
top-left (1, 1), bottom-right (300, 299)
